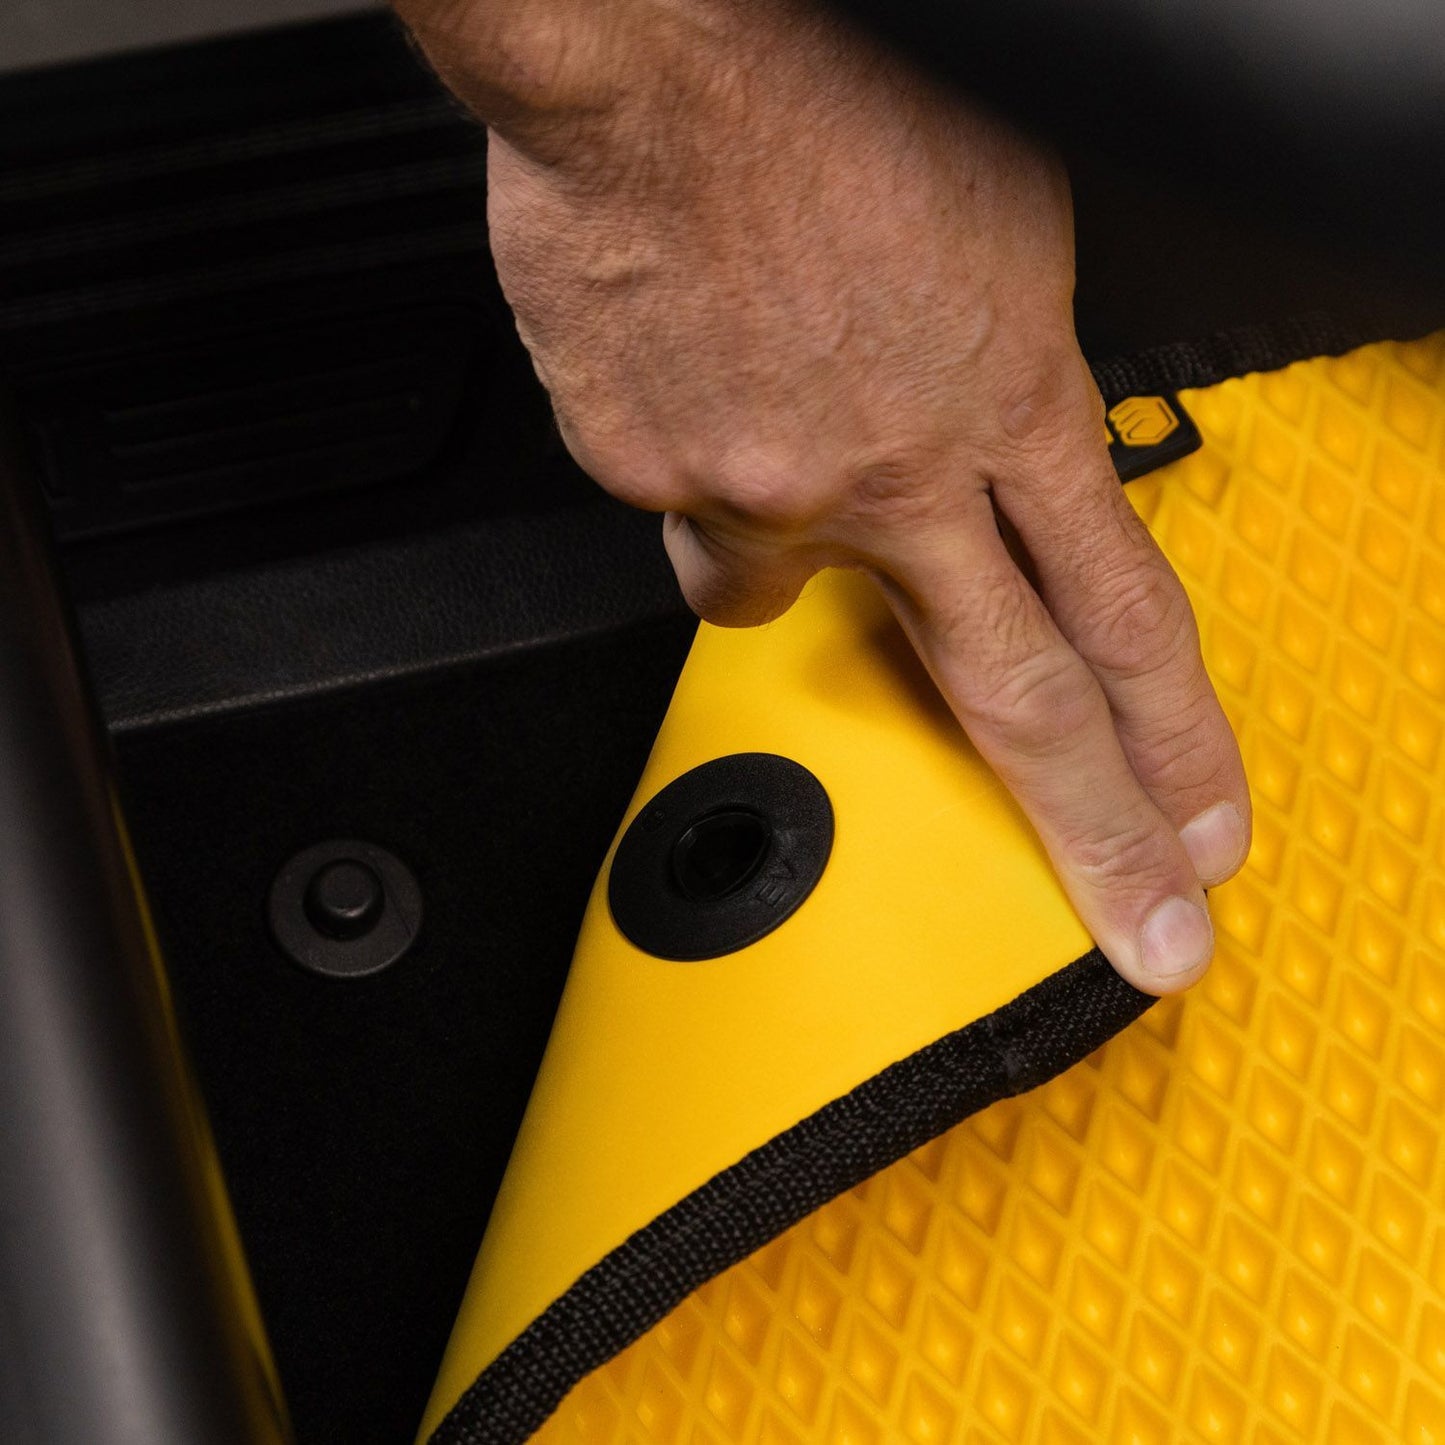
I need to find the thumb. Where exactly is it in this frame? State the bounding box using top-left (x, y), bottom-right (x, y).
top-left (663, 514), bottom-right (817, 628)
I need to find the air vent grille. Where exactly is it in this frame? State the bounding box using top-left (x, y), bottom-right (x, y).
top-left (0, 16), bottom-right (528, 543)
top-left (20, 307), bottom-right (475, 538)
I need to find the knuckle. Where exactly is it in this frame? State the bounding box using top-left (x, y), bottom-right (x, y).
top-left (1067, 814), bottom-right (1175, 896)
top-left (1139, 698), bottom-right (1230, 775)
top-left (994, 348), bottom-right (1100, 451)
top-left (850, 455), bottom-right (944, 519)
top-left (697, 450), bottom-right (829, 533)
top-left (1129, 700), bottom-right (1247, 818)
top-left (996, 361), bottom-right (1066, 442)
top-left (962, 647), bottom-right (1096, 757)
top-left (554, 410), bottom-right (674, 510)
top-left (1147, 713), bottom-right (1221, 785)
top-left (723, 478), bottom-right (814, 531)
top-left (933, 572), bottom-right (1102, 757)
top-left (1087, 561), bottom-right (1199, 678)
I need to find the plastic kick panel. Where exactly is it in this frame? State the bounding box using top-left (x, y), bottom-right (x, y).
top-left (531, 335), bottom-right (1445, 1445)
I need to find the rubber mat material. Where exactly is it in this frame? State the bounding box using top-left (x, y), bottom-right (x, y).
top-left (512, 333), bottom-right (1445, 1444)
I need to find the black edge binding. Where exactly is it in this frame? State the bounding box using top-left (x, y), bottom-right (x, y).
top-left (0, 394), bottom-right (289, 1444)
top-left (431, 949), bottom-right (1150, 1445)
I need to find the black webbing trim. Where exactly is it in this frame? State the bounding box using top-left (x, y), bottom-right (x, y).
top-left (1089, 311), bottom-right (1436, 404)
top-left (430, 949), bottom-right (1150, 1445)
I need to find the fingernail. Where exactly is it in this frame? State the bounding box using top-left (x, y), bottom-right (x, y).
top-left (1139, 896), bottom-right (1214, 980)
top-left (1180, 802), bottom-right (1246, 885)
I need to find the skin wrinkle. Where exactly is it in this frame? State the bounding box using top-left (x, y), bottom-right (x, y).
top-left (1122, 701), bottom-right (1229, 778)
top-left (392, 0), bottom-right (1253, 993)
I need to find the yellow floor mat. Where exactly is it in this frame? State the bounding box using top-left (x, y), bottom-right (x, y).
top-left (532, 333), bottom-right (1445, 1445)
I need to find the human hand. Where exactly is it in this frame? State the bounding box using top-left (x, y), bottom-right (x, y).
top-left (395, 0), bottom-right (1251, 993)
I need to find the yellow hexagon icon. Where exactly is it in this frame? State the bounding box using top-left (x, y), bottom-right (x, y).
top-left (1108, 395), bottom-right (1180, 447)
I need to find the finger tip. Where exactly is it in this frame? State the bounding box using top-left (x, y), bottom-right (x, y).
top-left (1115, 892), bottom-right (1214, 996)
top-left (1114, 952), bottom-right (1212, 998)
top-left (1180, 800), bottom-right (1250, 887)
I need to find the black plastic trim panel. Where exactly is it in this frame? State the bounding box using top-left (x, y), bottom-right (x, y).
top-left (81, 500), bottom-right (686, 733)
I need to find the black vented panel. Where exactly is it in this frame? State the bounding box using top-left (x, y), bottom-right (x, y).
top-left (21, 306), bottom-right (475, 538)
top-left (0, 102), bottom-right (485, 331)
top-left (0, 12), bottom-right (492, 335)
top-left (0, 15), bottom-right (577, 577)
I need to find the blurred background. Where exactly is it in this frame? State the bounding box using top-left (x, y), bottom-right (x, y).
top-left (1, 0), bottom-right (377, 71)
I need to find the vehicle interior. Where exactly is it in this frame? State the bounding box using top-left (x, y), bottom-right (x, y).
top-left (2, 4), bottom-right (1442, 1444)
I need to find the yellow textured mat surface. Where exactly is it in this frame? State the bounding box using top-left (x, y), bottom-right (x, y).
top-left (531, 334), bottom-right (1445, 1444)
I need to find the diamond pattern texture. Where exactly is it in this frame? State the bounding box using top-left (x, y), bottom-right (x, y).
top-left (530, 335), bottom-right (1445, 1444)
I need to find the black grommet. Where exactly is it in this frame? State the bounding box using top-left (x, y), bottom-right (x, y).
top-left (608, 753), bottom-right (833, 961)
top-left (672, 809), bottom-right (773, 903)
top-left (268, 840), bottom-right (421, 979)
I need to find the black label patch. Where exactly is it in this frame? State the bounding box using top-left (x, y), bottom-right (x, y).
top-left (1106, 392), bottom-right (1202, 481)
